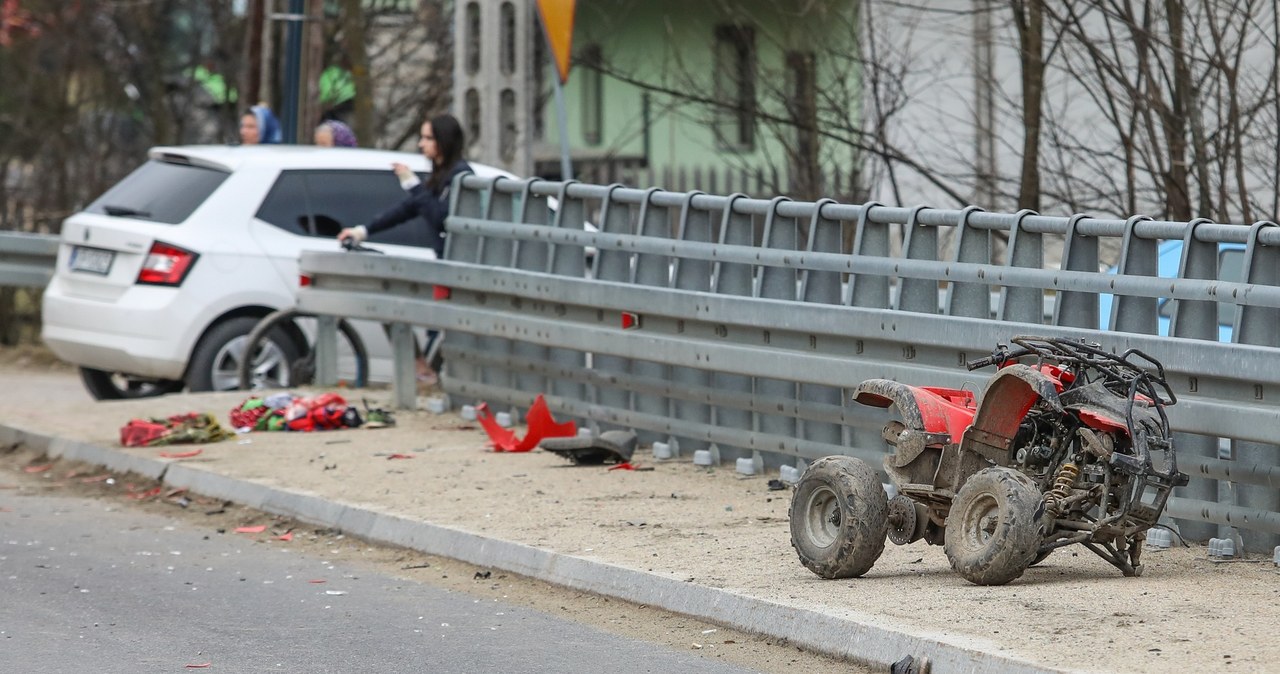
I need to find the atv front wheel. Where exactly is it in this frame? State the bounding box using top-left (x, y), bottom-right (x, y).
top-left (789, 456), bottom-right (889, 579)
top-left (944, 466), bottom-right (1043, 585)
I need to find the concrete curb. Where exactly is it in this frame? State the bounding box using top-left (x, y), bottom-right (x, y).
top-left (2, 423), bottom-right (1061, 674)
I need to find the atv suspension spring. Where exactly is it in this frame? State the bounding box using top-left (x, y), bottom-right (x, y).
top-left (1045, 462), bottom-right (1080, 514)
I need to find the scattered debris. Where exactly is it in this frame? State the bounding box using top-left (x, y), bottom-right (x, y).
top-left (276, 532), bottom-right (294, 542)
top-left (386, 453), bottom-right (415, 460)
top-left (184, 663), bottom-right (212, 669)
top-left (158, 448), bottom-right (203, 459)
top-left (474, 570), bottom-right (491, 580)
top-left (542, 430), bottom-right (637, 465)
top-left (234, 525), bottom-right (267, 534)
top-left (401, 562), bottom-right (432, 570)
top-left (325, 590), bottom-right (348, 595)
top-left (766, 479), bottom-right (787, 491)
top-left (22, 464), bottom-right (52, 473)
top-left (477, 395), bottom-right (577, 452)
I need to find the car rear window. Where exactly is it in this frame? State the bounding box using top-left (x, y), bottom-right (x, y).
top-left (86, 159), bottom-right (230, 225)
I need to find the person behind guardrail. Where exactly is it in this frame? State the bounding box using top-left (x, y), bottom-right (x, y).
top-left (314, 119), bottom-right (357, 148)
top-left (336, 113), bottom-right (472, 387)
top-left (239, 103), bottom-right (282, 145)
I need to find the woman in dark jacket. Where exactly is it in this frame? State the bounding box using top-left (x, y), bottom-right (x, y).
top-left (337, 113), bottom-right (469, 385)
top-left (337, 113), bottom-right (471, 257)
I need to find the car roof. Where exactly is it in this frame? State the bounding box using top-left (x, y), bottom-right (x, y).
top-left (148, 145), bottom-right (512, 178)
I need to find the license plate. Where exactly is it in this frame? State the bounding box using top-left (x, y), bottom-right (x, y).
top-left (69, 246), bottom-right (115, 275)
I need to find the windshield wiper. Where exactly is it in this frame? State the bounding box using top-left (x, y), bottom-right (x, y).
top-left (103, 205), bottom-right (152, 218)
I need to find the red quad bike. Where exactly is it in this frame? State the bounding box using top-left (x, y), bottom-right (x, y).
top-left (789, 335), bottom-right (1189, 586)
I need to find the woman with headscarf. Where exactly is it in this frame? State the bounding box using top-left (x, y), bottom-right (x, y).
top-left (240, 104), bottom-right (282, 145)
top-left (314, 119), bottom-right (358, 148)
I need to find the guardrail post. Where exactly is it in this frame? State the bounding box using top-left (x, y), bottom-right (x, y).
top-left (998, 209), bottom-right (1044, 324)
top-left (630, 188), bottom-right (671, 447)
top-left (1052, 213), bottom-right (1098, 328)
top-left (798, 199), bottom-right (844, 468)
top-left (710, 194), bottom-right (754, 465)
top-left (313, 314), bottom-right (339, 387)
top-left (669, 191), bottom-right (713, 457)
top-left (547, 181), bottom-right (587, 423)
top-left (897, 206), bottom-right (937, 314)
top-left (589, 184), bottom-right (632, 434)
top-left (388, 321), bottom-right (416, 409)
top-left (1231, 220), bottom-right (1280, 552)
top-left (1108, 214), bottom-right (1158, 334)
top-left (944, 205), bottom-right (990, 318)
top-left (476, 178), bottom-right (516, 416)
top-left (846, 202), bottom-right (889, 308)
top-left (754, 196), bottom-right (799, 456)
top-left (509, 179), bottom-right (552, 420)
top-left (1168, 218), bottom-right (1221, 542)
top-left (440, 172), bottom-right (487, 406)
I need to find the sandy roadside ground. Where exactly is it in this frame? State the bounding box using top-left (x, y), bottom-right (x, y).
top-left (1, 363), bottom-right (1275, 673)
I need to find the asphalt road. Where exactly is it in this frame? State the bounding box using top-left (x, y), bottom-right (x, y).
top-left (0, 492), bottom-right (770, 674)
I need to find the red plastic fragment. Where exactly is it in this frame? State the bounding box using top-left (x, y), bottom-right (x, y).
top-left (80, 474), bottom-right (111, 483)
top-left (477, 394), bottom-right (577, 452)
top-left (308, 579), bottom-right (327, 584)
top-left (128, 486), bottom-right (163, 500)
top-left (23, 464), bottom-right (52, 473)
top-left (386, 453), bottom-right (415, 460)
top-left (234, 525), bottom-right (267, 534)
top-left (276, 532), bottom-right (294, 542)
top-left (185, 663), bottom-right (212, 669)
top-left (159, 448), bottom-right (203, 459)
top-left (608, 463), bottom-right (636, 471)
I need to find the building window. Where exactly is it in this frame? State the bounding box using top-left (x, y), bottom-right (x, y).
top-left (499, 2), bottom-right (517, 76)
top-left (532, 20), bottom-right (548, 140)
top-left (713, 24), bottom-right (755, 151)
top-left (786, 51), bottom-right (817, 163)
top-left (580, 44), bottom-right (603, 146)
top-left (465, 2), bottom-right (481, 75)
top-left (500, 88), bottom-right (518, 162)
top-left (465, 88), bottom-right (481, 148)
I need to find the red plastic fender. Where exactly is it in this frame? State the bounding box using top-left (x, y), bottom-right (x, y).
top-left (853, 379), bottom-right (977, 444)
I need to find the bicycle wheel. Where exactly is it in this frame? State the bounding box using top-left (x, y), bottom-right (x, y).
top-left (238, 309), bottom-right (369, 390)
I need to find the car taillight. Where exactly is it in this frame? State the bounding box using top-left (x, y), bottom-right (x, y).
top-left (136, 242), bottom-right (198, 286)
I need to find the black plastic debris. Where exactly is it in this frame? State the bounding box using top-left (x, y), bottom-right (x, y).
top-left (890, 655), bottom-right (931, 674)
top-left (767, 479), bottom-right (787, 491)
top-left (539, 430), bottom-right (637, 465)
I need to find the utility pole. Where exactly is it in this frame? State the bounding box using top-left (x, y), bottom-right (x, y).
top-left (278, 0), bottom-right (306, 143)
top-left (973, 0), bottom-right (996, 208)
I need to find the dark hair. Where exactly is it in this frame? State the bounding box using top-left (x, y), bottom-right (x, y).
top-left (427, 113), bottom-right (465, 190)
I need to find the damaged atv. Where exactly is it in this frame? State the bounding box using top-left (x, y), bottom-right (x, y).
top-left (789, 335), bottom-right (1188, 586)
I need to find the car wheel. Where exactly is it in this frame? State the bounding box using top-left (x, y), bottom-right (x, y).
top-left (789, 456), bottom-right (889, 579)
top-left (79, 367), bottom-right (186, 401)
top-left (944, 466), bottom-right (1044, 586)
top-left (187, 316), bottom-right (302, 392)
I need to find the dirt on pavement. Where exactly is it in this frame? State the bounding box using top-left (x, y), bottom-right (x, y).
top-left (0, 357), bottom-right (1276, 673)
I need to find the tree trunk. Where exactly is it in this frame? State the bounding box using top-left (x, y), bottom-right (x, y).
top-left (1014, 0), bottom-right (1043, 212)
top-left (338, 0), bottom-right (372, 146)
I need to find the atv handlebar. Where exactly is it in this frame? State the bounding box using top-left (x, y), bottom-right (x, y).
top-left (966, 346), bottom-right (1031, 371)
top-left (339, 236), bottom-right (383, 254)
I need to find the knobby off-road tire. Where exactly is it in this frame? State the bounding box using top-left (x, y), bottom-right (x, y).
top-left (789, 456), bottom-right (889, 579)
top-left (944, 466), bottom-right (1044, 586)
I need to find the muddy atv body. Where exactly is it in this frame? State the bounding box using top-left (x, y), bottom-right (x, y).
top-left (790, 336), bottom-right (1188, 585)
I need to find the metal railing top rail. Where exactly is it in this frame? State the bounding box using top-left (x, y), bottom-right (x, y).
top-left (0, 231), bottom-right (59, 288)
top-left (461, 175), bottom-right (1279, 247)
top-left (446, 217), bottom-right (1280, 310)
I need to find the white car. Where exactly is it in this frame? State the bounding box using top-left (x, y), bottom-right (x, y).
top-left (42, 145), bottom-right (512, 400)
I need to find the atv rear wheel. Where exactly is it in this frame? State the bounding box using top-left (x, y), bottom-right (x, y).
top-left (789, 456), bottom-right (889, 579)
top-left (944, 466), bottom-right (1043, 586)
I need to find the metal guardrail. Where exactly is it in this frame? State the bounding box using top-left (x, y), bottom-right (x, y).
top-left (298, 175), bottom-right (1279, 552)
top-left (0, 231), bottom-right (59, 288)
